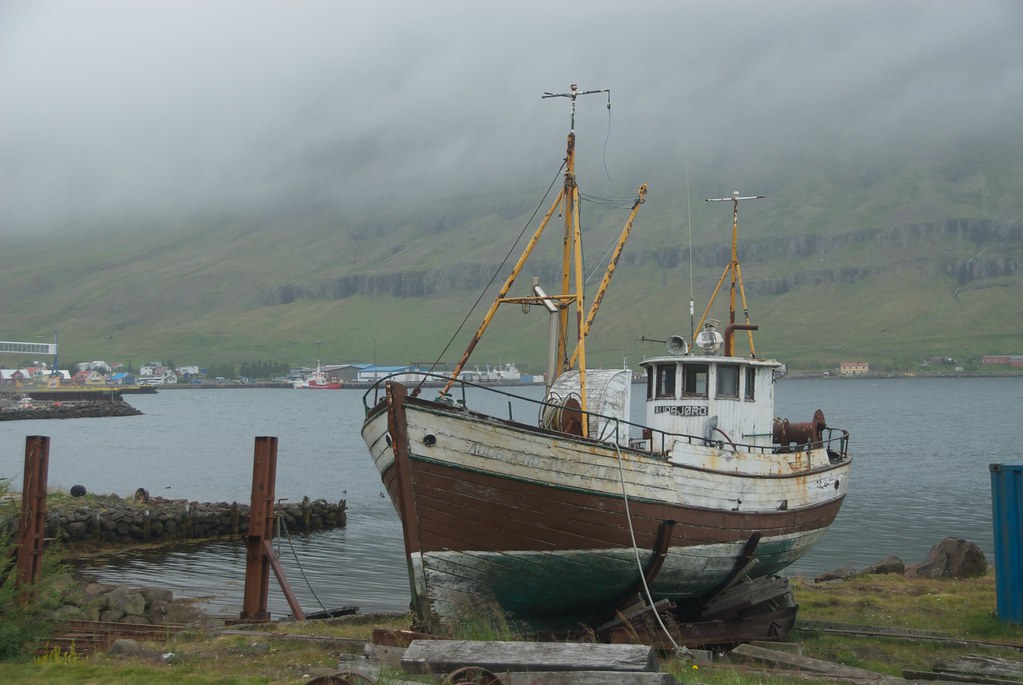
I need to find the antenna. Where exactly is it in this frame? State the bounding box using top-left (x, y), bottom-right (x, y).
top-left (542, 84), bottom-right (611, 132)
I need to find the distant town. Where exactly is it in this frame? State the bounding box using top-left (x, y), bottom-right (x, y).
top-left (1, 345), bottom-right (1020, 392)
top-left (0, 359), bottom-right (543, 389)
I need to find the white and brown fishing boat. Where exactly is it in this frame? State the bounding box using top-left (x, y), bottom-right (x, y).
top-left (361, 85), bottom-right (851, 639)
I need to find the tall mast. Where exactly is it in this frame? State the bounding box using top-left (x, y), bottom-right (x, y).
top-left (697, 191), bottom-right (764, 356)
top-left (438, 85), bottom-right (627, 438)
top-left (541, 85), bottom-right (611, 432)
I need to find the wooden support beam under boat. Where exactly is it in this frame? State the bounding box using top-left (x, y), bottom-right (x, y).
top-left (695, 531), bottom-right (763, 612)
top-left (595, 519), bottom-right (676, 628)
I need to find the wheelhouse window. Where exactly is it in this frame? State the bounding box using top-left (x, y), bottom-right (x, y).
top-left (682, 364), bottom-right (708, 398)
top-left (744, 366), bottom-right (756, 400)
top-left (655, 364), bottom-right (676, 399)
top-left (716, 364), bottom-right (739, 399)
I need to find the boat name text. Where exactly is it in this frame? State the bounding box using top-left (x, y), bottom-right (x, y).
top-left (655, 405), bottom-right (709, 417)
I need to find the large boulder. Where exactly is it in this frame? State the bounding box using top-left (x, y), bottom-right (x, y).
top-left (905, 537), bottom-right (987, 579)
top-left (107, 586), bottom-right (147, 617)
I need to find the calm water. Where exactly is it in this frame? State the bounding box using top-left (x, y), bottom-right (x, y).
top-left (1, 377), bottom-right (1018, 618)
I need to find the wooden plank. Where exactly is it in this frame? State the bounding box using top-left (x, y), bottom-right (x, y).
top-left (903, 669), bottom-right (1023, 684)
top-left (725, 665), bottom-right (907, 683)
top-left (731, 643), bottom-right (885, 680)
top-left (748, 640), bottom-right (804, 655)
top-left (218, 629), bottom-right (366, 647)
top-left (701, 576), bottom-right (791, 619)
top-left (596, 598), bottom-right (674, 633)
top-left (504, 671), bottom-right (677, 685)
top-left (797, 621), bottom-right (1023, 652)
top-left (799, 620), bottom-right (952, 639)
top-left (934, 655), bottom-right (1023, 680)
top-left (401, 640), bottom-right (657, 674)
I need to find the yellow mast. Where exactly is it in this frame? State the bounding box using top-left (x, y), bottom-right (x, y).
top-left (696, 191), bottom-right (764, 356)
top-left (440, 85), bottom-right (646, 439)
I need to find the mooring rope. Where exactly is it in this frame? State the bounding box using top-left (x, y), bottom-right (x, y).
top-left (612, 420), bottom-right (687, 655)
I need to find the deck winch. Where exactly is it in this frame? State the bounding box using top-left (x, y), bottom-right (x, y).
top-left (773, 408), bottom-right (827, 449)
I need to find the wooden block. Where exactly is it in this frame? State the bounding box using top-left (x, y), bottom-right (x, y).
top-left (731, 643), bottom-right (884, 680)
top-left (903, 669), bottom-right (1022, 684)
top-left (504, 671), bottom-right (679, 685)
top-left (364, 643), bottom-right (405, 670)
top-left (934, 655), bottom-right (1023, 680)
top-left (748, 640), bottom-right (804, 656)
top-left (401, 640), bottom-right (658, 674)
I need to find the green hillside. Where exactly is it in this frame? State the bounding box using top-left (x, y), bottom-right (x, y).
top-left (2, 136), bottom-right (1021, 376)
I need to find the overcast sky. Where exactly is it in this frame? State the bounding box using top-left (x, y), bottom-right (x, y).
top-left (1, 0), bottom-right (1021, 235)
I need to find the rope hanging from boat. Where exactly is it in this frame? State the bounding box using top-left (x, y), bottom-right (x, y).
top-left (411, 161), bottom-right (566, 397)
top-left (612, 422), bottom-right (687, 656)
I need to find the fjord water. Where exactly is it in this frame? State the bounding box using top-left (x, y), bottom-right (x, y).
top-left (0, 377), bottom-right (1017, 618)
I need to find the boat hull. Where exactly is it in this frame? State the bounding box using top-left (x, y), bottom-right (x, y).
top-left (363, 382), bottom-right (850, 631)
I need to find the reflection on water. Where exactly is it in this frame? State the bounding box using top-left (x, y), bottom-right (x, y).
top-left (77, 518), bottom-right (409, 617)
top-left (2, 377), bottom-right (1018, 615)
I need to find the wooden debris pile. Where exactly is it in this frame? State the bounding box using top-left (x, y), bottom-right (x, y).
top-left (319, 637), bottom-right (678, 685)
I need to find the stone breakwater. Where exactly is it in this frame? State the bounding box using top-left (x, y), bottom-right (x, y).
top-left (0, 396), bottom-right (143, 420)
top-left (2, 495), bottom-right (347, 546)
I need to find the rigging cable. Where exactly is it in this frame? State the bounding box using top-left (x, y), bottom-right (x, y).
top-left (585, 232), bottom-right (618, 285)
top-left (612, 421), bottom-right (688, 656)
top-left (414, 161), bottom-right (567, 394)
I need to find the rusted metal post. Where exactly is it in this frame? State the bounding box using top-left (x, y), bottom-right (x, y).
top-left (241, 436), bottom-right (277, 621)
top-left (17, 435), bottom-right (50, 603)
top-left (240, 436), bottom-right (306, 621)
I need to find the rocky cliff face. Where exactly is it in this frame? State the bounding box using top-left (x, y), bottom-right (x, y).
top-left (258, 218), bottom-right (1021, 305)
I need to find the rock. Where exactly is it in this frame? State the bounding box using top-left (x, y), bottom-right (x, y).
top-left (51, 604), bottom-right (85, 621)
top-left (80, 601), bottom-right (102, 621)
top-left (862, 555), bottom-right (905, 575)
top-left (163, 601), bottom-right (203, 625)
top-left (83, 581), bottom-right (115, 599)
top-left (814, 567), bottom-right (859, 582)
top-left (905, 537), bottom-right (987, 579)
top-left (109, 638), bottom-right (143, 656)
top-left (142, 587), bottom-right (174, 604)
top-left (108, 586), bottom-right (147, 616)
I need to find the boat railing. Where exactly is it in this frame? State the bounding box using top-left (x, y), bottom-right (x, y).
top-left (362, 373), bottom-right (851, 461)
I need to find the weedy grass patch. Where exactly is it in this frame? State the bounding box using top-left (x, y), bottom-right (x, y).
top-left (1, 571), bottom-right (1021, 684)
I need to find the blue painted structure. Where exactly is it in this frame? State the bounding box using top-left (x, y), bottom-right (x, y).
top-left (990, 463), bottom-right (1023, 624)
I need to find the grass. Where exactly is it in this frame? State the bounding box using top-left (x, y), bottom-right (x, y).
top-left (0, 572), bottom-right (1019, 683)
top-left (787, 572), bottom-right (1023, 679)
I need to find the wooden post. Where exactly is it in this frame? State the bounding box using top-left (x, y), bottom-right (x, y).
top-left (17, 435), bottom-right (50, 603)
top-left (240, 436), bottom-right (305, 621)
